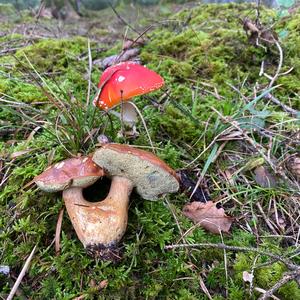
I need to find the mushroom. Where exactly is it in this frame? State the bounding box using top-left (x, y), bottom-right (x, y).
top-left (34, 156), bottom-right (111, 255)
top-left (93, 61), bottom-right (164, 135)
top-left (35, 147), bottom-right (179, 260)
top-left (89, 143), bottom-right (180, 259)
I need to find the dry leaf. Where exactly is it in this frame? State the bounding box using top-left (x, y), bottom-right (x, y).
top-left (182, 201), bottom-right (234, 234)
top-left (253, 166), bottom-right (277, 188)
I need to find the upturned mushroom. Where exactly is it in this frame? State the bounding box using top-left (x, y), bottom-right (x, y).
top-left (88, 143), bottom-right (180, 259)
top-left (34, 156), bottom-right (110, 255)
top-left (93, 61), bottom-right (164, 133)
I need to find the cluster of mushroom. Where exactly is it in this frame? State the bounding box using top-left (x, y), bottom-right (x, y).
top-left (35, 61), bottom-right (179, 260)
top-left (35, 144), bottom-right (179, 260)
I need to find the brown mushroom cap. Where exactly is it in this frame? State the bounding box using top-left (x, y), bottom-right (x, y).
top-left (34, 156), bottom-right (104, 192)
top-left (92, 144), bottom-right (179, 200)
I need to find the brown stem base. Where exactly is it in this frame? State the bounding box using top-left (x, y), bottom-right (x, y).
top-left (86, 243), bottom-right (121, 261)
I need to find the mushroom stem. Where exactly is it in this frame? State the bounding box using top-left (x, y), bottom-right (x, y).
top-left (62, 176), bottom-right (134, 254)
top-left (107, 102), bottom-right (137, 126)
top-left (120, 101), bottom-right (138, 126)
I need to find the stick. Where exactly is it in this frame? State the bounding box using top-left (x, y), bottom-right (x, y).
top-left (265, 93), bottom-right (299, 117)
top-left (165, 243), bottom-right (298, 270)
top-left (7, 245), bottom-right (37, 300)
top-left (258, 269), bottom-right (300, 300)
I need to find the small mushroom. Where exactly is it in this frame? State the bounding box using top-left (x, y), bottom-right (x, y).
top-left (91, 143), bottom-right (179, 259)
top-left (34, 156), bottom-right (109, 254)
top-left (93, 61), bottom-right (164, 134)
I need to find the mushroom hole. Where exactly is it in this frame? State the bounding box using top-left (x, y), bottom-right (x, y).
top-left (82, 177), bottom-right (111, 202)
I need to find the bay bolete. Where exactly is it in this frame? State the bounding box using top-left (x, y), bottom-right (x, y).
top-left (90, 143), bottom-right (180, 259)
top-left (34, 156), bottom-right (112, 255)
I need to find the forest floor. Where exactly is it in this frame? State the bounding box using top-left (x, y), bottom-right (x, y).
top-left (0, 1), bottom-right (299, 299)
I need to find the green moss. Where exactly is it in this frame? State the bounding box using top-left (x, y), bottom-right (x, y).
top-left (0, 3), bottom-right (15, 15)
top-left (15, 37), bottom-right (87, 72)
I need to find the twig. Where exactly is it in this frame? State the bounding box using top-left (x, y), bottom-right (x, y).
top-left (108, 3), bottom-right (141, 36)
top-left (28, 0), bottom-right (45, 42)
top-left (249, 255), bottom-right (259, 296)
top-left (199, 274), bottom-right (213, 300)
top-left (7, 245), bottom-right (37, 300)
top-left (258, 269), bottom-right (300, 300)
top-left (165, 243), bottom-right (298, 270)
top-left (265, 93), bottom-right (299, 117)
top-left (256, 202), bottom-right (279, 235)
top-left (220, 232), bottom-right (229, 297)
top-left (268, 40), bottom-right (283, 89)
top-left (255, 287), bottom-right (280, 300)
top-left (165, 199), bottom-right (188, 245)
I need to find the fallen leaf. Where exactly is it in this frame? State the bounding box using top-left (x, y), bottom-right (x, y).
top-left (182, 201), bottom-right (234, 234)
top-left (253, 166), bottom-right (277, 188)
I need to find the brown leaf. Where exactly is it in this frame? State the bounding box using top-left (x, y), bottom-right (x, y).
top-left (182, 201), bottom-right (234, 234)
top-left (253, 166), bottom-right (277, 188)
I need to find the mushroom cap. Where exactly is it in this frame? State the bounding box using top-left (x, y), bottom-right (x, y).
top-left (92, 144), bottom-right (179, 200)
top-left (35, 157), bottom-right (104, 192)
top-left (93, 61), bottom-right (164, 110)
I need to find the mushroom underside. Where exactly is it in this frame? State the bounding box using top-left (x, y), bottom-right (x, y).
top-left (93, 148), bottom-right (179, 200)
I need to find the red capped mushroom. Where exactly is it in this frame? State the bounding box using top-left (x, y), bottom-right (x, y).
top-left (93, 61), bottom-right (164, 134)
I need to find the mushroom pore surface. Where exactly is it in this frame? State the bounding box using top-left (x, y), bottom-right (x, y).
top-left (93, 147), bottom-right (179, 200)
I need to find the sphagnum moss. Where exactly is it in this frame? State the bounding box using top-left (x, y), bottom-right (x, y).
top-left (1, 2), bottom-right (300, 299)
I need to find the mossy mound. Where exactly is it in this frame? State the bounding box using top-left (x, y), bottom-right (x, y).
top-left (0, 3), bottom-right (15, 15)
top-left (139, 3), bottom-right (299, 143)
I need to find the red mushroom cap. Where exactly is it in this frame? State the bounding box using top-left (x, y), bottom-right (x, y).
top-left (34, 156), bottom-right (104, 192)
top-left (93, 61), bottom-right (164, 110)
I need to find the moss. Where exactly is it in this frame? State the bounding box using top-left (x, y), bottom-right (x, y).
top-left (15, 37), bottom-right (87, 72)
top-left (0, 3), bottom-right (15, 15)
